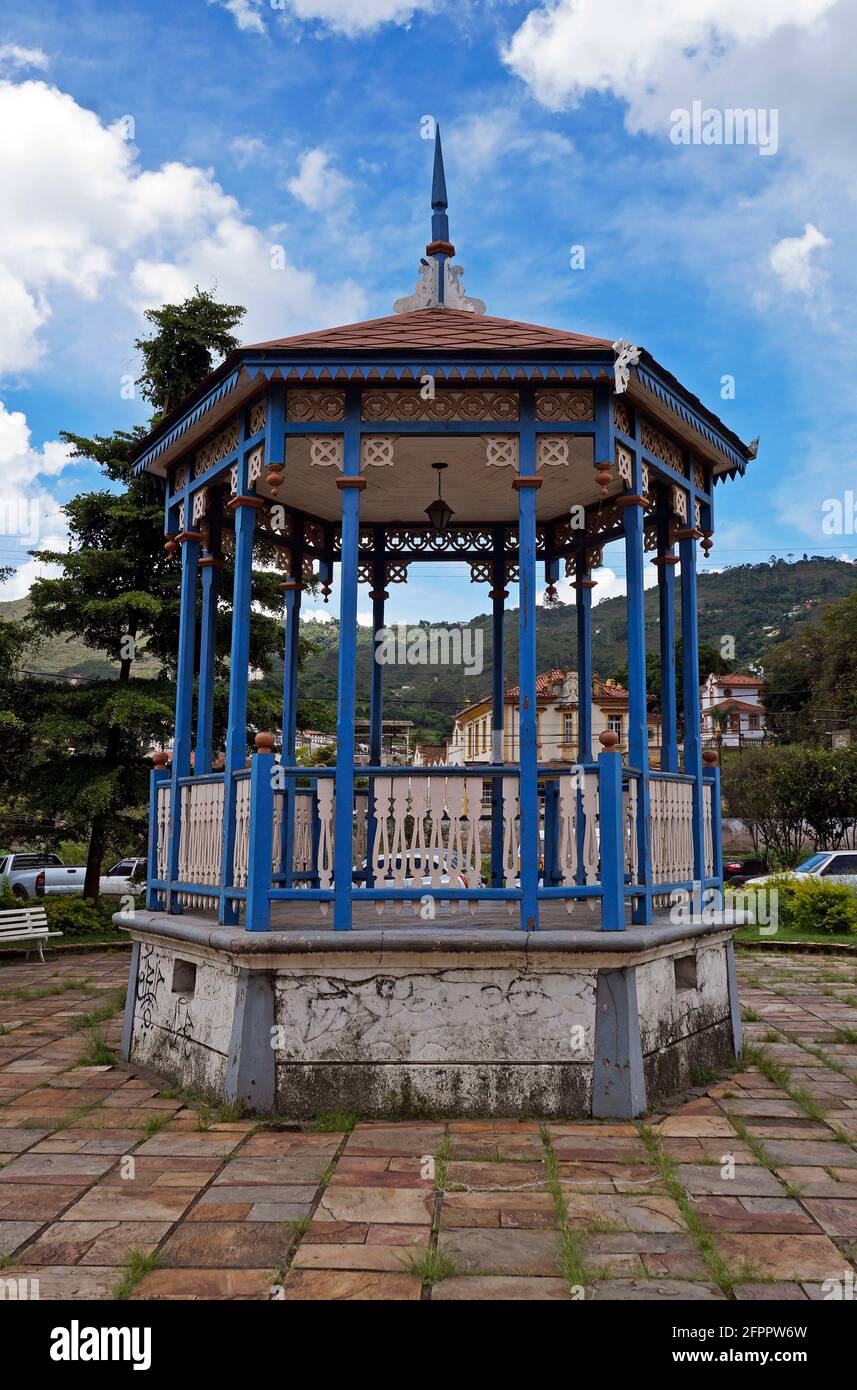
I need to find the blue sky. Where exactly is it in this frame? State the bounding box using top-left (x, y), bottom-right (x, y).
top-left (0, 0), bottom-right (854, 629)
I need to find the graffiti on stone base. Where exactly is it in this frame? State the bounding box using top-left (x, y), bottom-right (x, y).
top-left (137, 943), bottom-right (165, 1030)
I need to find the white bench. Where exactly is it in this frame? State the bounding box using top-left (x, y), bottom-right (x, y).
top-left (0, 906), bottom-right (63, 962)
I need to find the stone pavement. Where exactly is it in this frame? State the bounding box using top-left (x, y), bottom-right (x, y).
top-left (1, 946), bottom-right (856, 1301)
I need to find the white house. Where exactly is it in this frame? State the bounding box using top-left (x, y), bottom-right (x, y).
top-left (447, 668), bottom-right (663, 766)
top-left (700, 672), bottom-right (766, 747)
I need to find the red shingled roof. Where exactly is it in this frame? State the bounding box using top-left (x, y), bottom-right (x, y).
top-left (707, 673), bottom-right (761, 686)
top-left (244, 309), bottom-right (613, 355)
top-left (504, 669), bottom-right (629, 702)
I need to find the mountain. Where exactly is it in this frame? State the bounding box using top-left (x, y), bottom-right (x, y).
top-left (0, 596), bottom-right (161, 680)
top-left (290, 557), bottom-right (857, 743)
top-left (3, 557), bottom-right (854, 741)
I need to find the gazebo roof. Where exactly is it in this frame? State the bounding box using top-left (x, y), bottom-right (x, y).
top-left (131, 125), bottom-right (757, 482)
top-left (243, 309), bottom-right (613, 356)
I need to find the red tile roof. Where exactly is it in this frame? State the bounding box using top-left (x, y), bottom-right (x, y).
top-left (709, 673), bottom-right (762, 686)
top-left (244, 309), bottom-right (613, 356)
top-left (503, 669), bottom-right (629, 702)
top-left (706, 698), bottom-right (763, 715)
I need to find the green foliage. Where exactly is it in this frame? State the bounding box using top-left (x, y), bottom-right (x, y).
top-left (135, 287), bottom-right (243, 419)
top-left (0, 876), bottom-right (18, 909)
top-left (751, 876), bottom-right (857, 937)
top-left (721, 745), bottom-right (857, 862)
top-left (42, 896), bottom-right (119, 938)
top-left (764, 587), bottom-right (857, 743)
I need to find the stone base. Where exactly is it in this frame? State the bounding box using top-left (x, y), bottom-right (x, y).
top-left (117, 913), bottom-right (742, 1120)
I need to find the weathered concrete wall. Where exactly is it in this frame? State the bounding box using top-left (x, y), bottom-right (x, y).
top-left (119, 915), bottom-right (741, 1119)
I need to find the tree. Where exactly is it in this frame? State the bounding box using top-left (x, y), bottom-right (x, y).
top-left (23, 293), bottom-right (283, 896)
top-left (135, 288), bottom-right (243, 421)
top-left (764, 589), bottom-right (857, 743)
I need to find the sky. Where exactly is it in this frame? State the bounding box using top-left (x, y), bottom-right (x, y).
top-left (0, 0), bottom-right (855, 630)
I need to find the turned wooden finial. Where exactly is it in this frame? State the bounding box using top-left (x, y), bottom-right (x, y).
top-left (151, 750), bottom-right (169, 767)
top-left (599, 730), bottom-right (620, 750)
top-left (593, 461), bottom-right (613, 496)
top-left (702, 749), bottom-right (719, 765)
top-left (255, 731), bottom-right (276, 753)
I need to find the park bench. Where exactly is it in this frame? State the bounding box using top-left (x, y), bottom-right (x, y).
top-left (0, 906), bottom-right (62, 962)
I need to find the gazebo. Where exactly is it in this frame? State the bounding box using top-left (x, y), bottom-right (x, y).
top-left (118, 130), bottom-right (751, 1118)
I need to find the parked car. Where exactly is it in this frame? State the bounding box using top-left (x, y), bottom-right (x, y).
top-left (0, 852), bottom-right (87, 900)
top-left (99, 857), bottom-right (147, 897)
top-left (744, 851), bottom-right (857, 889)
top-left (724, 856), bottom-right (766, 887)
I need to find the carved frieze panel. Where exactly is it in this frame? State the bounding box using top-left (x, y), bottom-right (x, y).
top-left (641, 420), bottom-right (687, 475)
top-left (485, 436), bottom-right (519, 470)
top-left (287, 390), bottom-right (345, 423)
top-left (536, 435), bottom-right (569, 469)
top-left (249, 399), bottom-right (267, 437)
top-left (309, 436), bottom-right (344, 470)
top-left (671, 484), bottom-right (689, 523)
top-left (362, 389), bottom-right (519, 423)
top-left (612, 399), bottom-right (632, 435)
top-left (615, 442), bottom-right (634, 488)
top-left (195, 417), bottom-right (239, 477)
top-left (360, 435), bottom-right (396, 470)
top-left (303, 520), bottom-right (326, 550)
top-left (535, 389), bottom-right (594, 422)
top-left (469, 560), bottom-right (491, 584)
top-left (173, 463), bottom-right (187, 494)
top-left (247, 444), bottom-right (264, 487)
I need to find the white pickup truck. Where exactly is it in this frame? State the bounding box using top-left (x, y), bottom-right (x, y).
top-left (0, 851), bottom-right (88, 900)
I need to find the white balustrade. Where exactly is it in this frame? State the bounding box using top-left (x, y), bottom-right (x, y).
top-left (557, 769), bottom-right (600, 913)
top-left (649, 776), bottom-right (695, 886)
top-left (178, 778), bottom-right (225, 908)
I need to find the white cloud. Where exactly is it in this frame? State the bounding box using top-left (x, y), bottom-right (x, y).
top-left (212, 0), bottom-right (435, 36)
top-left (502, 0), bottom-right (837, 113)
top-left (0, 79), bottom-right (366, 380)
top-left (769, 222), bottom-right (830, 294)
top-left (0, 44), bottom-right (49, 73)
top-left (445, 108), bottom-right (573, 174)
top-left (211, 0), bottom-right (267, 34)
top-left (229, 135), bottom-right (267, 168)
top-left (0, 399), bottom-right (71, 595)
top-left (287, 148), bottom-right (351, 213)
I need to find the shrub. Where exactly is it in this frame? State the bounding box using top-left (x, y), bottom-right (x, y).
top-left (0, 876), bottom-right (18, 910)
top-left (786, 877), bottom-right (857, 936)
top-left (42, 896), bottom-right (120, 939)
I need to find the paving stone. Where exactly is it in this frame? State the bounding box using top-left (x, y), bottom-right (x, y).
top-left (733, 1282), bottom-right (808, 1300)
top-left (0, 1184), bottom-right (84, 1220)
top-left (317, 1185), bottom-right (434, 1225)
top-left (21, 1219), bottom-right (170, 1266)
top-left (133, 1132), bottom-right (245, 1158)
top-left (0, 1152), bottom-right (115, 1184)
top-left (130, 1268), bottom-right (275, 1300)
top-left (433, 1275), bottom-right (574, 1300)
top-left (713, 1232), bottom-right (851, 1281)
top-left (588, 1279), bottom-right (724, 1300)
top-left (189, 1185), bottom-right (315, 1222)
top-left (763, 1140), bottom-right (857, 1167)
top-left (281, 1269), bottom-right (422, 1299)
top-left (0, 1264), bottom-right (122, 1299)
top-left (693, 1196), bottom-right (814, 1234)
top-left (673, 1163), bottom-right (783, 1196)
top-left (802, 1199), bottom-right (857, 1241)
top-left (61, 1187), bottom-right (194, 1222)
top-left (0, 1220), bottom-right (42, 1255)
top-left (293, 1242), bottom-right (422, 1273)
top-left (159, 1221), bottom-right (297, 1268)
top-left (438, 1227), bottom-right (561, 1276)
top-left (211, 1156), bottom-right (329, 1186)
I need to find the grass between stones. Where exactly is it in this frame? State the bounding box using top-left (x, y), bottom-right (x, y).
top-left (0, 977), bottom-right (100, 1002)
top-left (538, 1123), bottom-right (595, 1292)
top-left (744, 1043), bottom-right (857, 1149)
top-left (112, 1249), bottom-right (160, 1301)
top-left (637, 1123), bottom-right (738, 1295)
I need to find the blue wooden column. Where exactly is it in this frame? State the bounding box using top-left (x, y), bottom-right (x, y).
top-left (516, 390), bottom-right (540, 930)
top-left (246, 732), bottom-right (275, 932)
top-left (489, 525), bottom-right (506, 887)
top-left (620, 432), bottom-right (653, 924)
top-left (654, 484), bottom-right (678, 773)
top-left (679, 519), bottom-right (706, 885)
top-left (365, 526), bottom-right (387, 890)
top-left (166, 527), bottom-right (203, 912)
top-left (146, 752), bottom-right (170, 910)
top-left (196, 505), bottom-right (223, 776)
top-left (598, 732), bottom-right (625, 930)
top-left (279, 530), bottom-right (303, 887)
top-left (218, 419), bottom-right (261, 924)
top-left (333, 387), bottom-right (363, 930)
top-left (574, 551), bottom-right (595, 760)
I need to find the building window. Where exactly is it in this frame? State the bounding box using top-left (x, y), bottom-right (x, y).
top-left (608, 715), bottom-right (622, 739)
top-left (563, 714), bottom-right (574, 743)
top-left (749, 714), bottom-right (759, 730)
top-left (723, 687), bottom-right (732, 698)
